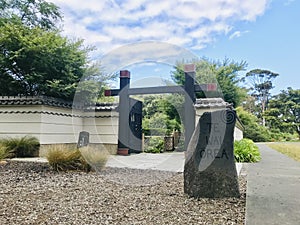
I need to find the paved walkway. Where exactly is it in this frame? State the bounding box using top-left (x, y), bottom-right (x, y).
top-left (245, 143), bottom-right (300, 225)
top-left (106, 152), bottom-right (242, 174)
top-left (106, 152), bottom-right (185, 172)
top-left (9, 152), bottom-right (243, 174)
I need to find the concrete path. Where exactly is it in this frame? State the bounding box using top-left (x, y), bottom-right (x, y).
top-left (245, 143), bottom-right (300, 225)
top-left (106, 152), bottom-right (185, 172)
top-left (8, 152), bottom-right (243, 174)
top-left (106, 152), bottom-right (243, 174)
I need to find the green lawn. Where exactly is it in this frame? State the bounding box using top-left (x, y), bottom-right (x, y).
top-left (267, 142), bottom-right (300, 162)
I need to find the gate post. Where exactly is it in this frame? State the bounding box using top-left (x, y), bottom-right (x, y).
top-left (118, 70), bottom-right (130, 155)
top-left (184, 64), bottom-right (196, 150)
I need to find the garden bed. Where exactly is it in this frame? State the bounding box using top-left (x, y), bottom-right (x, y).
top-left (0, 161), bottom-right (246, 224)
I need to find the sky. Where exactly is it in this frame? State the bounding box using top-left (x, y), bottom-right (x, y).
top-left (48, 0), bottom-right (300, 94)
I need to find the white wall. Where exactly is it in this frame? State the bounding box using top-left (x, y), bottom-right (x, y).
top-left (234, 127), bottom-right (243, 141)
top-left (195, 107), bottom-right (244, 141)
top-left (83, 111), bottom-right (118, 144)
top-left (0, 105), bottom-right (42, 140)
top-left (39, 106), bottom-right (81, 144)
top-left (0, 105), bottom-right (119, 145)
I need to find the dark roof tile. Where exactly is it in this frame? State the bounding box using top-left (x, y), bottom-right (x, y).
top-left (195, 98), bottom-right (232, 109)
top-left (0, 96), bottom-right (117, 111)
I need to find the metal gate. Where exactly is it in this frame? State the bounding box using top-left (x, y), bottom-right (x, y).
top-left (129, 98), bottom-right (143, 153)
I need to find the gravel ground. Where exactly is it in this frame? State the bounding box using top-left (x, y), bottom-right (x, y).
top-left (0, 161), bottom-right (246, 225)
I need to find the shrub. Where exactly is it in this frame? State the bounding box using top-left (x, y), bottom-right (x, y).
top-left (175, 139), bottom-right (185, 152)
top-left (79, 146), bottom-right (108, 172)
top-left (264, 128), bottom-right (298, 142)
top-left (46, 145), bottom-right (91, 172)
top-left (144, 137), bottom-right (164, 153)
top-left (234, 138), bottom-right (261, 163)
top-left (0, 144), bottom-right (13, 161)
top-left (143, 128), bottom-right (168, 136)
top-left (236, 107), bottom-right (272, 142)
top-left (0, 136), bottom-right (40, 157)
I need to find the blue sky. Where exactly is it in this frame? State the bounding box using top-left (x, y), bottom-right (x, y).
top-left (48, 0), bottom-right (299, 94)
top-left (201, 0), bottom-right (300, 94)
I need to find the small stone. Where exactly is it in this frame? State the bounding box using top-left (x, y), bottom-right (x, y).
top-left (0, 159), bottom-right (246, 224)
top-left (0, 160), bottom-right (8, 165)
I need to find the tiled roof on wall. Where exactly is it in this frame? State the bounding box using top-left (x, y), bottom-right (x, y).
top-left (84, 102), bottom-right (118, 112)
top-left (195, 98), bottom-right (243, 129)
top-left (0, 96), bottom-right (117, 111)
top-left (0, 96), bottom-right (72, 108)
top-left (194, 98), bottom-right (232, 109)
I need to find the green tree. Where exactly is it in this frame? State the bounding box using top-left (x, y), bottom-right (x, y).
top-left (171, 58), bottom-right (247, 107)
top-left (242, 69), bottom-right (279, 126)
top-left (265, 88), bottom-right (300, 139)
top-left (76, 62), bottom-right (118, 103)
top-left (142, 94), bottom-right (182, 135)
top-left (0, 0), bottom-right (61, 30)
top-left (0, 0), bottom-right (117, 101)
top-left (0, 19), bottom-right (91, 100)
top-left (241, 94), bottom-right (260, 115)
top-left (236, 107), bottom-right (271, 142)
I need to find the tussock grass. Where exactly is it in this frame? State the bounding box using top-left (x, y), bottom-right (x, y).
top-left (267, 142), bottom-right (300, 162)
top-left (80, 146), bottom-right (109, 172)
top-left (0, 144), bottom-right (13, 161)
top-left (0, 136), bottom-right (40, 157)
top-left (46, 145), bottom-right (109, 172)
top-left (46, 145), bottom-right (91, 172)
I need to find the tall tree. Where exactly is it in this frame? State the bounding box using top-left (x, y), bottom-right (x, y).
top-left (0, 0), bottom-right (62, 30)
top-left (0, 0), bottom-right (115, 101)
top-left (242, 69), bottom-right (279, 126)
top-left (171, 58), bottom-right (247, 107)
top-left (236, 107), bottom-right (272, 142)
top-left (0, 17), bottom-right (91, 100)
top-left (265, 88), bottom-right (300, 139)
top-left (76, 62), bottom-right (118, 103)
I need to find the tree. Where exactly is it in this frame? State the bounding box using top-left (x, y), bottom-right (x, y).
top-left (241, 94), bottom-right (259, 115)
top-left (142, 95), bottom-right (182, 135)
top-left (0, 1), bottom-right (116, 101)
top-left (236, 107), bottom-right (272, 142)
top-left (171, 58), bottom-right (247, 107)
top-left (242, 69), bottom-right (279, 126)
top-left (0, 19), bottom-right (91, 100)
top-left (0, 0), bottom-right (62, 30)
top-left (75, 62), bottom-right (118, 103)
top-left (265, 88), bottom-right (300, 139)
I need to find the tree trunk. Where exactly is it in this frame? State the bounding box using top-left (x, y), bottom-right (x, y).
top-left (262, 97), bottom-right (266, 127)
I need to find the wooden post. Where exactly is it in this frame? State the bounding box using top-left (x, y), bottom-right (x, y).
top-left (142, 133), bottom-right (145, 152)
top-left (117, 70), bottom-right (130, 155)
top-left (184, 64), bottom-right (196, 150)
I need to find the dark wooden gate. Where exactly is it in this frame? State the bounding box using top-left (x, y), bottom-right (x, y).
top-left (105, 64), bottom-right (217, 155)
top-left (129, 98), bottom-right (142, 153)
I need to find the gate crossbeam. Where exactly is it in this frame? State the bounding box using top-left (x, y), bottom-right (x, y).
top-left (105, 84), bottom-right (217, 96)
top-left (105, 64), bottom-right (218, 155)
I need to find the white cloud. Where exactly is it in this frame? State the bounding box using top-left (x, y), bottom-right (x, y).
top-left (99, 41), bottom-right (198, 74)
top-left (229, 30), bottom-right (250, 40)
top-left (48, 0), bottom-right (270, 58)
